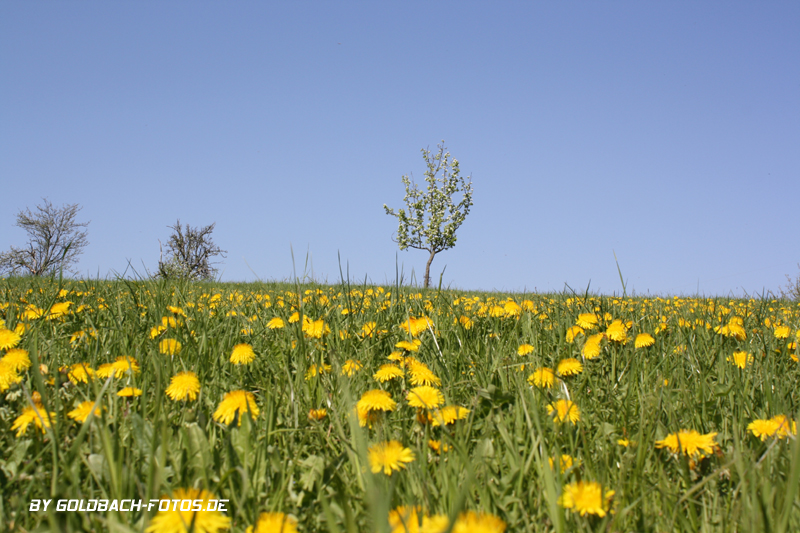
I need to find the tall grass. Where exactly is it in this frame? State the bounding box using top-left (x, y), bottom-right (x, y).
top-left (0, 277), bottom-right (798, 532)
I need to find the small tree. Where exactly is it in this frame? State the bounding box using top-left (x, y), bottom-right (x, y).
top-left (158, 220), bottom-right (227, 281)
top-left (780, 264), bottom-right (800, 301)
top-left (384, 141), bottom-right (474, 288)
top-left (0, 199), bottom-right (89, 276)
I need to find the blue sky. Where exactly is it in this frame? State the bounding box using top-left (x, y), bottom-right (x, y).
top-left (2, 1), bottom-right (798, 296)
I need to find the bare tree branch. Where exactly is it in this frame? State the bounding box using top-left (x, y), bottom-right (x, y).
top-left (157, 220), bottom-right (227, 281)
top-left (0, 198), bottom-right (89, 276)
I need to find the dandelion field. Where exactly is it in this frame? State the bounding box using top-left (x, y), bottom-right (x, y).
top-left (1, 278), bottom-right (798, 532)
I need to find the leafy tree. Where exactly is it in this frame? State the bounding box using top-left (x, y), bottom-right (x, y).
top-left (158, 220), bottom-right (227, 281)
top-left (384, 141), bottom-right (474, 288)
top-left (0, 199), bottom-right (89, 276)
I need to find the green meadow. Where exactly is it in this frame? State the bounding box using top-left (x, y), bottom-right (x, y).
top-left (0, 277), bottom-right (798, 532)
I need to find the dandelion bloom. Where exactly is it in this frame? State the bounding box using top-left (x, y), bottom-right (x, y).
top-left (0, 328), bottom-right (22, 350)
top-left (245, 512), bottom-right (297, 533)
top-left (399, 316), bottom-right (432, 337)
top-left (230, 343), bottom-right (256, 365)
top-left (64, 363), bottom-right (96, 384)
top-left (605, 320), bottom-right (628, 343)
top-left (0, 361), bottom-right (22, 391)
top-left (634, 333), bottom-right (655, 348)
top-left (458, 315), bottom-right (474, 329)
top-left (727, 351), bottom-right (753, 369)
top-left (159, 339), bottom-right (182, 355)
top-left (748, 415), bottom-right (797, 440)
top-left (558, 481), bottom-right (615, 517)
top-left (655, 430), bottom-right (718, 459)
top-left (266, 317), bottom-right (285, 329)
top-left (357, 389), bottom-right (396, 427)
top-left (97, 356), bottom-right (140, 378)
top-left (451, 511), bottom-right (507, 533)
top-left (582, 334), bottom-right (604, 359)
top-left (549, 454), bottom-right (577, 473)
top-left (146, 487), bottom-right (231, 533)
top-left (556, 358), bottom-right (583, 377)
top-left (118, 387), bottom-right (143, 397)
top-left (368, 440), bottom-right (415, 475)
top-left (305, 363), bottom-right (331, 380)
top-left (213, 390), bottom-right (259, 425)
top-left (388, 506), bottom-right (449, 533)
top-left (427, 440), bottom-right (453, 455)
top-left (67, 401), bottom-right (103, 423)
top-left (341, 359), bottom-right (363, 376)
top-left (565, 326), bottom-right (584, 343)
top-left (166, 371), bottom-right (201, 401)
top-left (395, 339), bottom-right (421, 352)
top-left (407, 386), bottom-right (445, 409)
top-left (576, 313), bottom-right (598, 330)
top-left (527, 367), bottom-right (555, 388)
top-left (12, 403), bottom-right (55, 436)
top-left (517, 344), bottom-right (534, 356)
top-left (774, 325), bottom-right (791, 339)
top-left (1, 348), bottom-right (31, 372)
top-left (374, 364), bottom-right (404, 383)
top-left (407, 365), bottom-right (441, 387)
top-left (302, 318), bottom-right (330, 339)
top-left (547, 400), bottom-right (580, 424)
top-left (431, 405), bottom-right (470, 427)
top-left (307, 408), bottom-right (327, 421)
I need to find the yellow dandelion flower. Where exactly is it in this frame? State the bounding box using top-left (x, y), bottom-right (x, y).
top-left (67, 401), bottom-right (103, 423)
top-left (267, 317), bottom-right (285, 329)
top-left (1, 348), bottom-right (31, 372)
top-left (399, 316), bottom-right (432, 337)
top-left (213, 390), bottom-right (259, 425)
top-left (357, 389), bottom-right (396, 427)
top-left (374, 364), bottom-right (404, 383)
top-left (302, 317), bottom-right (330, 339)
top-left (565, 325), bottom-right (584, 343)
top-left (305, 363), bottom-right (331, 380)
top-left (431, 405), bottom-right (470, 427)
top-left (451, 510), bottom-right (507, 533)
top-left (774, 325), bottom-right (791, 339)
top-left (517, 343), bottom-right (534, 356)
top-left (368, 440), bottom-right (415, 475)
top-left (150, 325), bottom-right (167, 339)
top-left (230, 343), bottom-right (256, 365)
top-left (145, 487), bottom-right (231, 533)
top-left (12, 403), bottom-right (55, 436)
top-left (458, 315), bottom-right (474, 329)
top-left (527, 367), bottom-right (555, 388)
top-left (307, 408), bottom-right (327, 421)
top-left (389, 506), bottom-right (449, 533)
top-left (166, 305), bottom-right (186, 317)
top-left (245, 512), bottom-right (298, 533)
top-left (547, 400), bottom-right (580, 424)
top-left (166, 371), bottom-right (201, 401)
top-left (0, 328), bottom-right (22, 350)
top-left (556, 358), bottom-right (583, 377)
top-left (117, 387), bottom-right (143, 397)
top-left (582, 333), bottom-right (604, 359)
top-left (576, 313), bottom-right (598, 330)
top-left (46, 301), bottom-right (72, 319)
top-left (605, 320), bottom-right (628, 343)
top-left (558, 481), bottom-right (615, 517)
top-left (727, 351), bottom-right (753, 369)
top-left (159, 339), bottom-right (182, 355)
top-left (340, 359), bottom-right (363, 376)
top-left (655, 430), bottom-right (718, 459)
top-left (64, 363), bottom-right (95, 384)
top-left (395, 339), bottom-right (422, 352)
top-left (0, 361), bottom-right (22, 391)
top-left (548, 454), bottom-right (577, 473)
top-left (407, 365), bottom-right (442, 387)
top-left (407, 386), bottom-right (444, 409)
top-left (427, 440), bottom-right (453, 455)
top-left (96, 356), bottom-right (140, 378)
top-left (634, 333), bottom-right (655, 348)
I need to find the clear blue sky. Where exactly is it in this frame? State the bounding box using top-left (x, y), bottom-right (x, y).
top-left (2, 2), bottom-right (798, 296)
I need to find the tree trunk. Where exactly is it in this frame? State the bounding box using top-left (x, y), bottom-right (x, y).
top-left (423, 250), bottom-right (437, 288)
